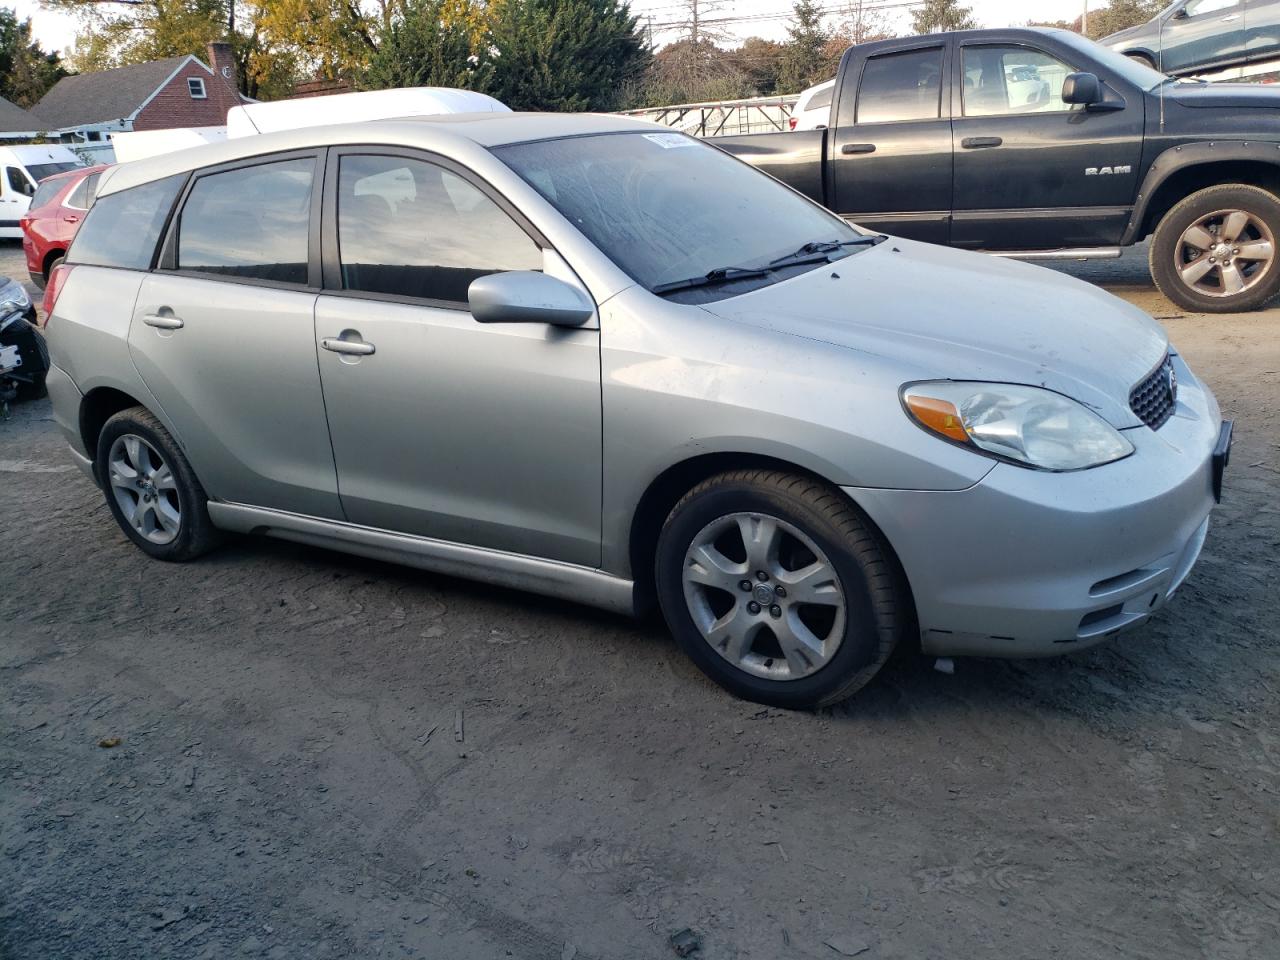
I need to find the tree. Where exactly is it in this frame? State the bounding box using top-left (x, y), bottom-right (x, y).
top-left (730, 36), bottom-right (786, 96)
top-left (488, 0), bottom-right (650, 112)
top-left (1082, 0), bottom-right (1163, 41)
top-left (777, 0), bottom-right (830, 94)
top-left (48, 0), bottom-right (297, 99)
top-left (0, 7), bottom-right (67, 107)
top-left (629, 37), bottom-right (751, 106)
top-left (840, 0), bottom-right (896, 44)
top-left (910, 0), bottom-right (976, 34)
top-left (364, 0), bottom-right (490, 90)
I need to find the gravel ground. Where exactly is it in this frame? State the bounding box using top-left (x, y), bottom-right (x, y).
top-left (2, 239), bottom-right (1279, 960)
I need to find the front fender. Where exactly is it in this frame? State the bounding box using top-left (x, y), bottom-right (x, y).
top-left (1123, 140), bottom-right (1280, 243)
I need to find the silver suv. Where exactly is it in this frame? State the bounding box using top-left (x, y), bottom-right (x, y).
top-left (41, 113), bottom-right (1230, 709)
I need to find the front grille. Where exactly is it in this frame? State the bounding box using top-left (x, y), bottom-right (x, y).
top-left (1129, 353), bottom-right (1176, 430)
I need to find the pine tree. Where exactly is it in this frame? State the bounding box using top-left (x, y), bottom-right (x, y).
top-left (777, 0), bottom-right (831, 94)
top-left (364, 0), bottom-right (491, 91)
top-left (488, 0), bottom-right (651, 112)
top-left (910, 0), bottom-right (977, 35)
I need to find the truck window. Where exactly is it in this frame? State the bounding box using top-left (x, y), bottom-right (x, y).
top-left (856, 48), bottom-right (943, 124)
top-left (962, 46), bottom-right (1075, 117)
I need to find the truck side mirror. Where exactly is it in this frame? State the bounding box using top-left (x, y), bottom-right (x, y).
top-left (1061, 72), bottom-right (1102, 105)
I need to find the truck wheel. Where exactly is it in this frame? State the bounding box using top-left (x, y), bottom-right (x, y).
top-left (96, 406), bottom-right (222, 562)
top-left (655, 470), bottom-right (907, 710)
top-left (1150, 184), bottom-right (1280, 313)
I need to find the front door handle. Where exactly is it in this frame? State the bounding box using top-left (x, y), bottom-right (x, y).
top-left (1221, 14), bottom-right (1239, 21)
top-left (65, 215), bottom-right (80, 224)
top-left (841, 142), bottom-right (877, 155)
top-left (322, 336), bottom-right (375, 356)
top-left (143, 313), bottom-right (184, 330)
top-left (961, 137), bottom-right (1003, 149)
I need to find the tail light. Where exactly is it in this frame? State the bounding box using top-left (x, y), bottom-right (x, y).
top-left (789, 117), bottom-right (797, 130)
top-left (41, 262), bottom-right (72, 327)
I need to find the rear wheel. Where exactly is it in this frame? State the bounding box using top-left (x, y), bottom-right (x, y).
top-left (96, 406), bottom-right (221, 561)
top-left (1150, 184), bottom-right (1280, 313)
top-left (655, 470), bottom-right (907, 709)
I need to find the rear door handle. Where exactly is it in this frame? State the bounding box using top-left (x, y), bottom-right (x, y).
top-left (1221, 14), bottom-right (1239, 20)
top-left (322, 337), bottom-right (375, 356)
top-left (961, 137), bottom-right (1003, 149)
top-left (65, 215), bottom-right (80, 224)
top-left (143, 313), bottom-right (184, 330)
top-left (841, 142), bottom-right (877, 155)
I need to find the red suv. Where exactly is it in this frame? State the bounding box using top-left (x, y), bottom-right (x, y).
top-left (20, 163), bottom-right (109, 289)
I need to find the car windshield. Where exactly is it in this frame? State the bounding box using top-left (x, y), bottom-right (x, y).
top-left (27, 161), bottom-right (83, 183)
top-left (493, 131), bottom-right (868, 300)
top-left (1051, 29), bottom-right (1171, 90)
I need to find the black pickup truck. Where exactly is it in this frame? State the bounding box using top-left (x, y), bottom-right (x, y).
top-left (716, 27), bottom-right (1280, 312)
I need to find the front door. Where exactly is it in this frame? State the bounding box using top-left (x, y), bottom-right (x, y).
top-left (950, 42), bottom-right (1145, 250)
top-left (0, 167), bottom-right (31, 237)
top-left (829, 40), bottom-right (953, 243)
top-left (128, 152), bottom-right (343, 519)
top-left (1161, 0), bottom-right (1246, 72)
top-left (314, 150), bottom-right (602, 567)
top-left (1244, 0), bottom-right (1280, 61)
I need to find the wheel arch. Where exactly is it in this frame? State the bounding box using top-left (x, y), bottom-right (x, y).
top-left (626, 451), bottom-right (917, 639)
top-left (41, 246), bottom-right (66, 279)
top-left (80, 386), bottom-right (150, 482)
top-left (1126, 144), bottom-right (1280, 243)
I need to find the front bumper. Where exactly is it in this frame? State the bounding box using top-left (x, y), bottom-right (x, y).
top-left (849, 355), bottom-right (1225, 658)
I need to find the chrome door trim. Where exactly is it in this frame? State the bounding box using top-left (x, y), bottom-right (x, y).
top-left (206, 502), bottom-right (636, 616)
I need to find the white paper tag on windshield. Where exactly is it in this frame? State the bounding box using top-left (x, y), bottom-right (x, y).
top-left (642, 132), bottom-right (696, 149)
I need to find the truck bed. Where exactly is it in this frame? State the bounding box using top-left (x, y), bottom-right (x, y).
top-left (711, 129), bottom-right (827, 206)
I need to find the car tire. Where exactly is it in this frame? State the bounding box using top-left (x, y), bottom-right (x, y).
top-left (96, 406), bottom-right (221, 562)
top-left (655, 469), bottom-right (907, 710)
top-left (1150, 183), bottom-right (1280, 313)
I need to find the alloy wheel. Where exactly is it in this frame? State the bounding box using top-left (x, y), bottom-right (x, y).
top-left (1175, 208), bottom-right (1275, 299)
top-left (681, 512), bottom-right (846, 681)
top-left (107, 433), bottom-right (181, 545)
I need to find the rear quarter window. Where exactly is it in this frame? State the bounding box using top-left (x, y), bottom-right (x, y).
top-left (28, 179), bottom-right (64, 211)
top-left (68, 173), bottom-right (186, 271)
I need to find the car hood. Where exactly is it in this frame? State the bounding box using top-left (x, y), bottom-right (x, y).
top-left (1168, 82), bottom-right (1280, 109)
top-left (699, 239), bottom-right (1168, 428)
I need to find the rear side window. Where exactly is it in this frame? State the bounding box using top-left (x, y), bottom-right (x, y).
top-left (66, 173), bottom-right (100, 210)
top-left (856, 48), bottom-right (944, 123)
top-left (176, 157), bottom-right (314, 284)
top-left (6, 167), bottom-right (29, 195)
top-left (808, 87), bottom-right (833, 112)
top-left (29, 178), bottom-right (63, 210)
top-left (68, 173), bottom-right (186, 270)
top-left (336, 154), bottom-right (541, 304)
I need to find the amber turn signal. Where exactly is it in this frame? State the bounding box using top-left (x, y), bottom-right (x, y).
top-left (904, 394), bottom-right (970, 444)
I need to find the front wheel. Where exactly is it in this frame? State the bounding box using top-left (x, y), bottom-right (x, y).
top-left (1150, 184), bottom-right (1280, 313)
top-left (655, 470), bottom-right (908, 710)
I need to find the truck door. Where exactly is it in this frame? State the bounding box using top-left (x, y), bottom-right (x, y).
top-left (1244, 0), bottom-right (1280, 62)
top-left (829, 39), bottom-right (953, 244)
top-left (950, 41), bottom-right (1144, 251)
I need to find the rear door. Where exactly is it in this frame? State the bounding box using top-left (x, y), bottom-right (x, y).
top-left (950, 40), bottom-right (1144, 250)
top-left (829, 38), bottom-right (953, 243)
top-left (127, 152), bottom-right (343, 519)
top-left (1161, 0), bottom-right (1246, 71)
top-left (1245, 0), bottom-right (1280, 60)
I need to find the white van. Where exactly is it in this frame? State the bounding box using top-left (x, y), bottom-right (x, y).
top-left (0, 145), bottom-right (86, 239)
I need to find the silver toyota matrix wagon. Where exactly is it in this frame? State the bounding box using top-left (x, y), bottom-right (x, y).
top-left (41, 112), bottom-right (1232, 709)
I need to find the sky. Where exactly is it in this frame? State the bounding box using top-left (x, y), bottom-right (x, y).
top-left (11, 0), bottom-right (1099, 59)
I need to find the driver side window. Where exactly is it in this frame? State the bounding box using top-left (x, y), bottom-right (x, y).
top-left (962, 46), bottom-right (1076, 117)
top-left (6, 167), bottom-right (29, 195)
top-left (1183, 0), bottom-right (1239, 16)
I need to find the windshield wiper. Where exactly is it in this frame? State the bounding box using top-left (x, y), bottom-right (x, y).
top-left (651, 264), bottom-right (772, 295)
top-left (768, 236), bottom-right (884, 268)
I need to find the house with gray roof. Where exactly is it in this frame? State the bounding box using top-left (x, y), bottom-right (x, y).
top-left (31, 44), bottom-right (249, 159)
top-left (0, 95), bottom-right (45, 140)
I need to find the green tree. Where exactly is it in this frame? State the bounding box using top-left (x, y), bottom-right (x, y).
top-left (0, 7), bottom-right (67, 107)
top-left (777, 0), bottom-right (830, 94)
top-left (364, 0), bottom-right (491, 90)
top-left (1083, 0), bottom-right (1163, 40)
top-left (910, 0), bottom-right (976, 34)
top-left (488, 0), bottom-right (650, 111)
top-left (730, 36), bottom-right (786, 96)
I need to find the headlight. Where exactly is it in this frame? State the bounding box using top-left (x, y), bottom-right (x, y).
top-left (0, 279), bottom-right (30, 315)
top-left (901, 381), bottom-right (1134, 471)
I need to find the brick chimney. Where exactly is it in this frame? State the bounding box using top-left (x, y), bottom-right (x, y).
top-left (206, 42), bottom-right (239, 98)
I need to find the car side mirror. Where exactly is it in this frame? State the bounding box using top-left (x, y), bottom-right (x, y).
top-left (1172, 5), bottom-right (1189, 19)
top-left (468, 271), bottom-right (594, 327)
top-left (1061, 72), bottom-right (1102, 105)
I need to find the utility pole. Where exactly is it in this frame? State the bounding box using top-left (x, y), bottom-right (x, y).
top-left (692, 0), bottom-right (699, 47)
top-left (1082, 1), bottom-right (1088, 36)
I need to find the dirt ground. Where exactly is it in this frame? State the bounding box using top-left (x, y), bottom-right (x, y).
top-left (2, 240), bottom-right (1278, 960)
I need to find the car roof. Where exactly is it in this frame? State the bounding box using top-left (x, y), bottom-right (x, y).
top-left (98, 112), bottom-right (660, 198)
top-left (43, 162), bottom-right (109, 185)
